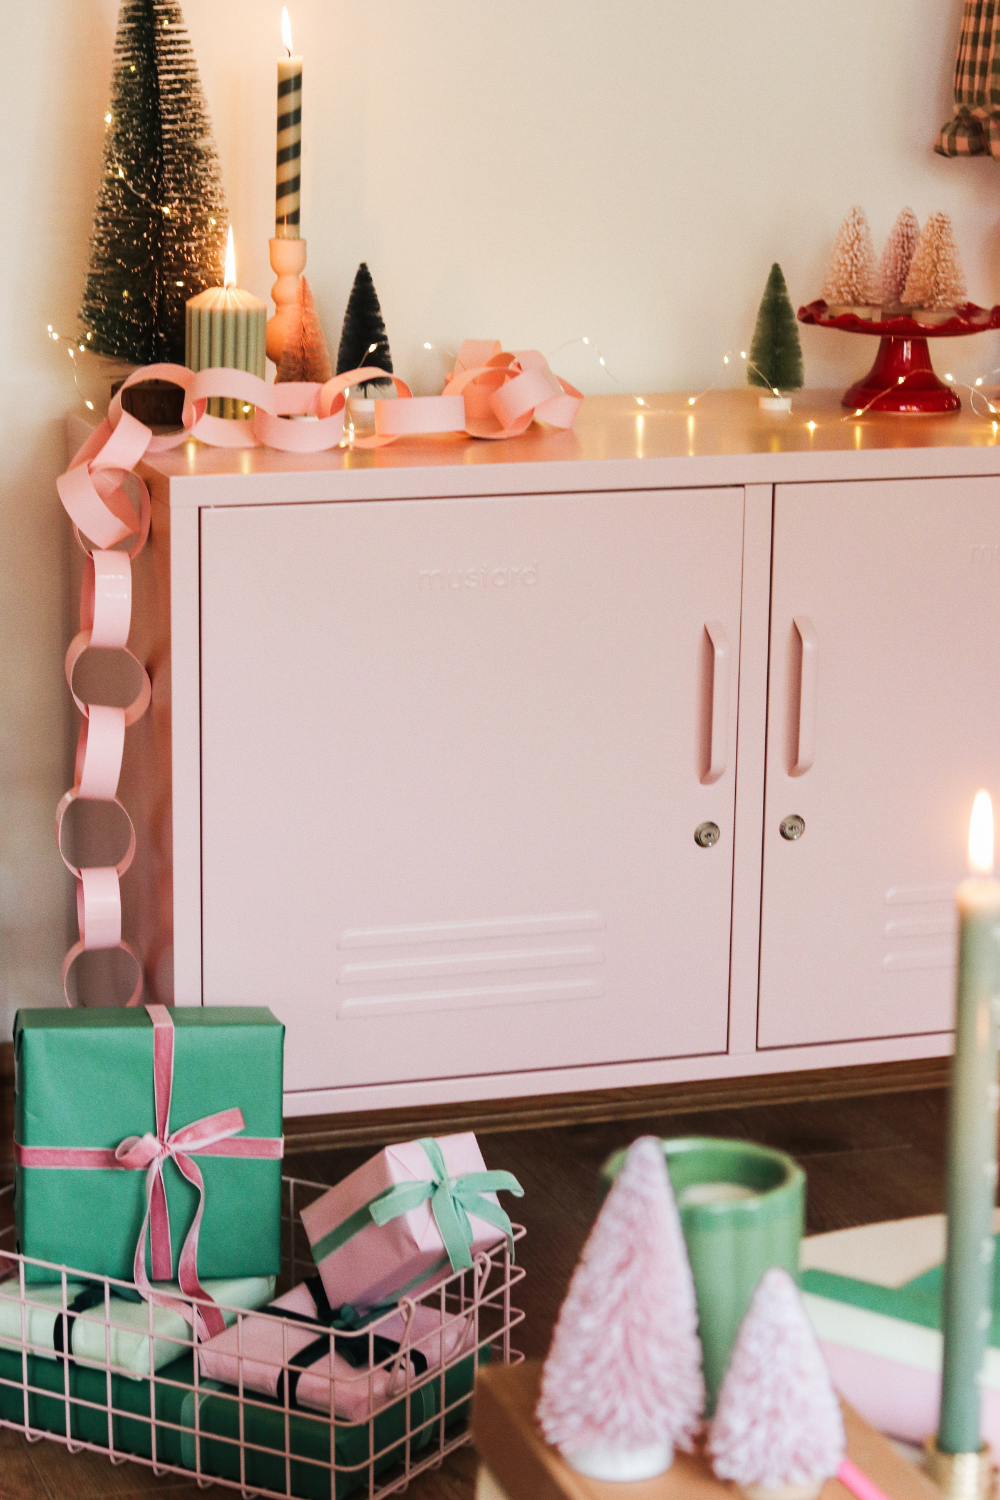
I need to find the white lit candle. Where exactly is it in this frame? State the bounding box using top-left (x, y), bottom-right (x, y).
top-left (937, 791), bottom-right (1000, 1457)
top-left (276, 7), bottom-right (302, 239)
top-left (185, 228), bottom-right (267, 420)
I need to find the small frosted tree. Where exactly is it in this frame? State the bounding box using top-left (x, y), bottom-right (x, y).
top-left (878, 207), bottom-right (920, 306)
top-left (748, 264), bottom-right (803, 393)
top-left (536, 1137), bottom-right (704, 1481)
top-left (276, 278), bottom-right (333, 384)
top-left (708, 1268), bottom-right (845, 1497)
top-left (820, 207), bottom-right (879, 308)
top-left (336, 262), bottom-right (394, 394)
top-left (902, 211), bottom-right (968, 309)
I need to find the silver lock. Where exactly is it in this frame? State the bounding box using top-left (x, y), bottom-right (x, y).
top-left (694, 821), bottom-right (721, 848)
top-left (780, 814), bottom-right (806, 841)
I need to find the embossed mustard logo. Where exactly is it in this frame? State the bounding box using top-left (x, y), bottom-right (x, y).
top-left (418, 564), bottom-right (539, 591)
top-left (970, 543), bottom-right (1000, 565)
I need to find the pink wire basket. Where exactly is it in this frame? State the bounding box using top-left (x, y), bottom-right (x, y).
top-left (0, 1174), bottom-right (526, 1500)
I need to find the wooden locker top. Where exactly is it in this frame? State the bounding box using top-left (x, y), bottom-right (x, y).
top-left (137, 391), bottom-right (1000, 507)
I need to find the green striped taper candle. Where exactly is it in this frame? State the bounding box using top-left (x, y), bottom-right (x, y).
top-left (276, 7), bottom-right (302, 239)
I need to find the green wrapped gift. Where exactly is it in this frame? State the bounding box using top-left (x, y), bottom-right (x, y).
top-left (0, 1346), bottom-right (196, 1467)
top-left (181, 1348), bottom-right (483, 1500)
top-left (14, 1005), bottom-right (284, 1288)
top-left (0, 1343), bottom-right (482, 1498)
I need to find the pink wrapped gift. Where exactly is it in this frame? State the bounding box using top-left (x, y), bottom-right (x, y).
top-left (300, 1134), bottom-right (523, 1310)
top-left (197, 1275), bottom-right (474, 1419)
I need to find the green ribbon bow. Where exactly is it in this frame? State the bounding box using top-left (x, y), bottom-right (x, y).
top-left (311, 1138), bottom-right (523, 1279)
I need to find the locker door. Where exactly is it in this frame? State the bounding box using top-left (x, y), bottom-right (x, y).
top-left (759, 477), bottom-right (1000, 1048)
top-left (199, 488), bottom-right (744, 1092)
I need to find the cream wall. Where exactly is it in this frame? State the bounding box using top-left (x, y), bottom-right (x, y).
top-left (0, 0), bottom-right (994, 1036)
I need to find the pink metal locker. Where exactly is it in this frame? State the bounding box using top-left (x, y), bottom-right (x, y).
top-left (197, 488), bottom-right (743, 1094)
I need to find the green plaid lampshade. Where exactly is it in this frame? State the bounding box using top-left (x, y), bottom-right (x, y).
top-left (936, 0), bottom-right (1000, 157)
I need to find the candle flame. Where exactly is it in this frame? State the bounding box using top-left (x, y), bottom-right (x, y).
top-left (224, 226), bottom-right (236, 288)
top-left (969, 790), bottom-right (994, 876)
top-left (281, 6), bottom-right (293, 53)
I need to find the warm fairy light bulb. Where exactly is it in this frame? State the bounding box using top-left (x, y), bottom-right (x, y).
top-left (281, 6), bottom-right (293, 53)
top-left (976, 378), bottom-right (984, 387)
top-left (969, 790), bottom-right (994, 876)
top-left (945, 373), bottom-right (954, 382)
top-left (855, 408), bottom-right (863, 416)
top-left (423, 342), bottom-right (432, 350)
top-left (807, 421), bottom-right (816, 432)
top-left (688, 397), bottom-right (696, 406)
top-left (635, 397), bottom-right (645, 406)
top-left (224, 227), bottom-right (236, 288)
top-left (723, 355), bottom-right (730, 365)
top-left (368, 342), bottom-right (378, 354)
top-left (740, 350), bottom-right (747, 359)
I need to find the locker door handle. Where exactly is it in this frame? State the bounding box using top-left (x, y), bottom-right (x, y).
top-left (701, 620), bottom-right (730, 785)
top-left (791, 615), bottom-right (818, 776)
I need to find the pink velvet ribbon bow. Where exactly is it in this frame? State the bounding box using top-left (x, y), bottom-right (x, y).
top-left (13, 1004), bottom-right (284, 1337)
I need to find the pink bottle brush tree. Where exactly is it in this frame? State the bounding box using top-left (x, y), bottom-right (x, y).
top-left (902, 211), bottom-right (968, 313)
top-left (820, 207), bottom-right (879, 312)
top-left (536, 1136), bottom-right (704, 1481)
top-left (878, 207), bottom-right (920, 308)
top-left (708, 1267), bottom-right (845, 1500)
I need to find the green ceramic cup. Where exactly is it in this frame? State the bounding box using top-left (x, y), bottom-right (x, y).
top-left (602, 1136), bottom-right (804, 1409)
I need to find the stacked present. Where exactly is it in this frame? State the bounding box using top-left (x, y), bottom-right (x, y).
top-left (2, 1003), bottom-right (523, 1500)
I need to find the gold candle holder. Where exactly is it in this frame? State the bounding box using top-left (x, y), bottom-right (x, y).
top-left (925, 1437), bottom-right (995, 1500)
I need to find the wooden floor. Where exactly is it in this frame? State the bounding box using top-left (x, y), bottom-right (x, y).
top-left (2, 1085), bottom-right (950, 1500)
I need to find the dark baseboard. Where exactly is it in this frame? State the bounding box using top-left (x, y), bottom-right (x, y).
top-left (281, 1054), bottom-right (951, 1155)
top-left (0, 1041), bottom-right (950, 1172)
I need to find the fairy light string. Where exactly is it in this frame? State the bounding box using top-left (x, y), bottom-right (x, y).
top-left (49, 307), bottom-right (1000, 439)
top-left (64, 100), bottom-right (1000, 438)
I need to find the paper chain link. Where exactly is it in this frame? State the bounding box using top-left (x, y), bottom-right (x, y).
top-left (56, 342), bottom-right (582, 1006)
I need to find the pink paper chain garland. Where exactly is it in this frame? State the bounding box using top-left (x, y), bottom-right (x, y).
top-left (56, 342), bottom-right (581, 1006)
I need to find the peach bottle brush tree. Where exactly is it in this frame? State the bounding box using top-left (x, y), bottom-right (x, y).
top-left (276, 279), bottom-right (333, 384)
top-left (821, 208), bottom-right (879, 311)
top-left (536, 1136), bottom-right (704, 1482)
top-left (708, 1267), bottom-right (845, 1500)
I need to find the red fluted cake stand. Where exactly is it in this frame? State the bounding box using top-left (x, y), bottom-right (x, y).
top-left (797, 300), bottom-right (1000, 414)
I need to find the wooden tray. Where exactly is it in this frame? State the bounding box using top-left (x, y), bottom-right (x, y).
top-left (472, 1361), bottom-right (941, 1500)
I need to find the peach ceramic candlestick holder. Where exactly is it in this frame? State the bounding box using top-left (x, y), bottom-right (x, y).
top-left (267, 237), bottom-right (308, 365)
